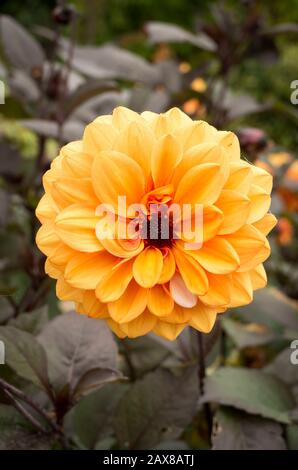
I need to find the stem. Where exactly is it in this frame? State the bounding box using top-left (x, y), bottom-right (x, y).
top-left (2, 388), bottom-right (47, 434)
top-left (122, 340), bottom-right (136, 381)
top-left (220, 322), bottom-right (227, 366)
top-left (196, 330), bottom-right (213, 441)
top-left (0, 378), bottom-right (59, 435)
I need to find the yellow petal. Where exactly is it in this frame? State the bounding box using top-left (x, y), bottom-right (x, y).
top-left (173, 245), bottom-right (208, 295)
top-left (95, 259), bottom-right (133, 302)
top-left (65, 252), bottom-right (116, 289)
top-left (133, 247), bottom-right (163, 288)
top-left (253, 213), bottom-right (277, 235)
top-left (169, 273), bottom-right (197, 308)
top-left (120, 310), bottom-right (157, 338)
top-left (247, 184), bottom-right (271, 224)
top-left (202, 205), bottom-right (224, 241)
top-left (92, 150), bottom-right (145, 208)
top-left (147, 285), bottom-right (174, 316)
top-left (189, 302), bottom-right (218, 332)
top-left (151, 134), bottom-right (182, 187)
top-left (55, 204), bottom-right (103, 252)
top-left (189, 237), bottom-right (240, 274)
top-left (48, 242), bottom-right (76, 266)
top-left (153, 321), bottom-right (186, 340)
top-left (174, 163), bottom-right (225, 205)
top-left (250, 264), bottom-right (267, 290)
top-left (158, 249), bottom-right (176, 284)
top-left (45, 259), bottom-right (61, 279)
top-left (108, 279), bottom-right (148, 323)
top-left (216, 189), bottom-right (251, 235)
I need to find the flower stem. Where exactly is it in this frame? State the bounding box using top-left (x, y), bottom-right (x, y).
top-left (196, 330), bottom-right (213, 442)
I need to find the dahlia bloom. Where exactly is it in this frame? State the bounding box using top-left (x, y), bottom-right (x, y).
top-left (36, 107), bottom-right (276, 340)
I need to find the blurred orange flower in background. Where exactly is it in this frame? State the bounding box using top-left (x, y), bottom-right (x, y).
top-left (36, 107), bottom-right (276, 340)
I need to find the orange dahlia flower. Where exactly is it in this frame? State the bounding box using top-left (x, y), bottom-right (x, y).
top-left (36, 107), bottom-right (276, 340)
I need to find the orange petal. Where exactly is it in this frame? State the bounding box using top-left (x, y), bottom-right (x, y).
top-left (133, 247), bottom-right (163, 288)
top-left (251, 165), bottom-right (273, 193)
top-left (174, 163), bottom-right (225, 205)
top-left (83, 117), bottom-right (118, 155)
top-left (173, 245), bottom-right (208, 295)
top-left (171, 143), bottom-right (226, 190)
top-left (56, 276), bottom-right (83, 303)
top-left (92, 150), bottom-right (145, 208)
top-left (52, 177), bottom-right (98, 208)
top-left (162, 304), bottom-right (192, 324)
top-left (147, 285), bottom-right (174, 316)
top-left (106, 318), bottom-right (127, 338)
top-left (151, 134), bottom-right (182, 187)
top-left (189, 237), bottom-right (240, 274)
top-left (216, 131), bottom-right (240, 161)
top-left (36, 193), bottom-right (57, 223)
top-left (79, 290), bottom-right (109, 318)
top-left (224, 161), bottom-right (252, 194)
top-left (250, 264), bottom-right (267, 290)
top-left (95, 259), bottom-right (133, 302)
top-left (225, 224), bottom-right (266, 271)
top-left (200, 273), bottom-right (231, 307)
top-left (55, 204), bottom-right (103, 252)
top-left (112, 106), bottom-right (140, 129)
top-left (158, 249), bottom-right (176, 284)
top-left (61, 140), bottom-right (93, 177)
top-left (120, 310), bottom-right (157, 338)
top-left (189, 302), bottom-right (218, 332)
top-left (169, 272), bottom-right (197, 308)
top-left (153, 321), bottom-right (186, 340)
top-left (216, 189), bottom-right (251, 235)
top-left (229, 271), bottom-right (253, 307)
top-left (36, 222), bottom-right (60, 257)
top-left (253, 213), bottom-right (277, 235)
top-left (108, 279), bottom-right (148, 323)
top-left (65, 252), bottom-right (116, 289)
top-left (247, 184), bottom-right (271, 224)
top-left (113, 120), bottom-right (153, 180)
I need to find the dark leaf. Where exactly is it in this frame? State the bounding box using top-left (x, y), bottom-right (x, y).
top-left (38, 312), bottom-right (118, 397)
top-left (0, 141), bottom-right (22, 178)
top-left (213, 407), bottom-right (286, 450)
top-left (286, 424), bottom-right (298, 449)
top-left (236, 287), bottom-right (298, 330)
top-left (19, 119), bottom-right (84, 141)
top-left (265, 347), bottom-right (298, 386)
top-left (0, 326), bottom-right (50, 393)
top-left (114, 367), bottom-right (198, 449)
top-left (65, 383), bottom-right (127, 449)
top-left (64, 80), bottom-right (116, 118)
top-left (0, 15), bottom-right (45, 71)
top-left (145, 21), bottom-right (217, 51)
top-left (201, 367), bottom-right (295, 423)
top-left (8, 306), bottom-right (49, 335)
top-left (222, 317), bottom-right (275, 348)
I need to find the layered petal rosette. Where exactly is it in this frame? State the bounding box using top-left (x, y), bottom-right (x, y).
top-left (36, 107), bottom-right (277, 340)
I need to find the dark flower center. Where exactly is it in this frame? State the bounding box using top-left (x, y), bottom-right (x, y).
top-left (140, 206), bottom-right (174, 248)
